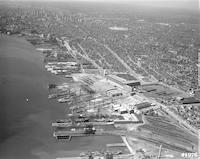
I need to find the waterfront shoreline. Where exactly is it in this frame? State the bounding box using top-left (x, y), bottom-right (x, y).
top-left (0, 34), bottom-right (123, 159)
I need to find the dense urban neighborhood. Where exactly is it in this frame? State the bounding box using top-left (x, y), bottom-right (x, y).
top-left (0, 1), bottom-right (199, 159)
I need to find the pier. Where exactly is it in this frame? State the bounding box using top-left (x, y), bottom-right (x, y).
top-left (106, 143), bottom-right (126, 147)
top-left (56, 154), bottom-right (134, 159)
top-left (52, 121), bottom-right (114, 127)
top-left (53, 129), bottom-right (124, 137)
top-left (52, 120), bottom-right (141, 128)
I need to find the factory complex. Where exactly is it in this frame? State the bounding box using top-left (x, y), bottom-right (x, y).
top-left (37, 38), bottom-right (199, 159)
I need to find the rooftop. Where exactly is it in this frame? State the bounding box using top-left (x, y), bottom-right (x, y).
top-left (107, 74), bottom-right (140, 86)
top-left (116, 73), bottom-right (137, 81)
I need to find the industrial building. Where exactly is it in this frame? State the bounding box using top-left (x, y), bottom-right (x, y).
top-left (142, 87), bottom-right (156, 92)
top-left (72, 73), bottom-right (126, 97)
top-left (106, 74), bottom-right (141, 89)
top-left (180, 97), bottom-right (200, 104)
top-left (134, 102), bottom-right (152, 110)
top-left (83, 68), bottom-right (101, 75)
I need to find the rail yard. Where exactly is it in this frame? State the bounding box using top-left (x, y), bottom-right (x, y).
top-left (38, 29), bottom-right (199, 159)
top-left (1, 2), bottom-right (199, 159)
top-left (44, 47), bottom-right (198, 158)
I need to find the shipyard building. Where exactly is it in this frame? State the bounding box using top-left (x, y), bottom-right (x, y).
top-left (106, 73), bottom-right (141, 92)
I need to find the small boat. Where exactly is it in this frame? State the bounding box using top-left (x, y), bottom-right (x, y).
top-left (58, 97), bottom-right (73, 103)
top-left (52, 122), bottom-right (72, 127)
top-left (56, 119), bottom-right (71, 123)
top-left (48, 94), bottom-right (58, 99)
top-left (80, 152), bottom-right (87, 157)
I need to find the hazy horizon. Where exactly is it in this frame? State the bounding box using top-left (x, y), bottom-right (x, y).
top-left (1, 0), bottom-right (199, 10)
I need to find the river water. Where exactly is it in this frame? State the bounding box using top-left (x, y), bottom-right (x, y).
top-left (0, 35), bottom-right (122, 159)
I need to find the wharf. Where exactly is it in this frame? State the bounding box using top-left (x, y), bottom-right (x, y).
top-left (70, 101), bottom-right (112, 111)
top-left (52, 122), bottom-right (72, 127)
top-left (52, 121), bottom-right (114, 127)
top-left (53, 129), bottom-right (196, 152)
top-left (106, 143), bottom-right (126, 147)
top-left (56, 157), bottom-right (88, 159)
top-left (53, 129), bottom-right (124, 137)
top-left (114, 120), bottom-right (142, 124)
top-left (56, 154), bottom-right (134, 159)
top-left (52, 120), bottom-right (141, 128)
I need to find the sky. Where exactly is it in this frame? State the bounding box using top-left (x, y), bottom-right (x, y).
top-left (3, 0), bottom-right (199, 9)
top-left (35, 0), bottom-right (191, 1)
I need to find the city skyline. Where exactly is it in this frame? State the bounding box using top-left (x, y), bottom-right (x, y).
top-left (0, 1), bottom-right (199, 159)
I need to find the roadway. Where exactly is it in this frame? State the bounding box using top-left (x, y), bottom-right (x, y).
top-left (103, 44), bottom-right (144, 83)
top-left (77, 43), bottom-right (103, 71)
top-left (61, 23), bottom-right (198, 150)
top-left (171, 103), bottom-right (200, 107)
